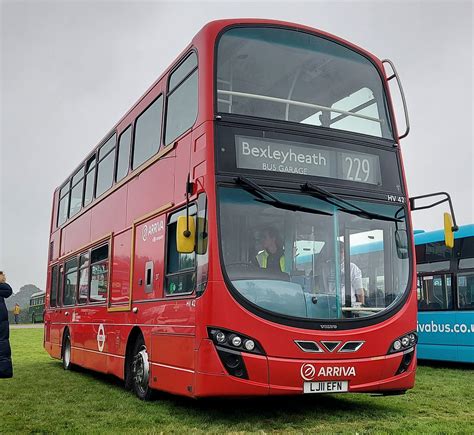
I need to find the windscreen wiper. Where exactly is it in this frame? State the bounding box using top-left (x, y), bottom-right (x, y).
top-left (301, 183), bottom-right (402, 223)
top-left (235, 177), bottom-right (333, 216)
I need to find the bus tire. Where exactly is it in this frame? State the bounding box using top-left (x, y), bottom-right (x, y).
top-left (62, 332), bottom-right (73, 371)
top-left (130, 335), bottom-right (154, 401)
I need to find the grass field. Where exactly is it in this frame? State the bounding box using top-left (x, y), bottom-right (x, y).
top-left (1, 329), bottom-right (473, 434)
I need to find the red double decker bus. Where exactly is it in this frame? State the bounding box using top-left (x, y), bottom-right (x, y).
top-left (44, 19), bottom-right (453, 399)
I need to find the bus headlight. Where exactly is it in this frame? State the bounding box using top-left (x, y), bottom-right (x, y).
top-left (208, 327), bottom-right (265, 380)
top-left (388, 331), bottom-right (417, 354)
top-left (208, 327), bottom-right (265, 355)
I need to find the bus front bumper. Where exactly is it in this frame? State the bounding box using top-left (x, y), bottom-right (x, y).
top-left (194, 339), bottom-right (416, 397)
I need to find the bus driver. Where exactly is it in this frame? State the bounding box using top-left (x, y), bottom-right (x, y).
top-left (255, 227), bottom-right (285, 273)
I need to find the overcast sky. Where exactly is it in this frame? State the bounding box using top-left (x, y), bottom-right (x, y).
top-left (1, 0), bottom-right (472, 292)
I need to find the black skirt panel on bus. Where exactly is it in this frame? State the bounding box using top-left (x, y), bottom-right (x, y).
top-left (0, 282), bottom-right (13, 378)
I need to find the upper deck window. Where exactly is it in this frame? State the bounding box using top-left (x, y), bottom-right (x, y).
top-left (96, 134), bottom-right (116, 198)
top-left (165, 52), bottom-right (198, 145)
top-left (216, 27), bottom-right (393, 140)
top-left (83, 155), bottom-right (96, 207)
top-left (57, 183), bottom-right (70, 226)
top-left (69, 166), bottom-right (84, 218)
top-left (133, 96), bottom-right (163, 169)
top-left (116, 126), bottom-right (131, 182)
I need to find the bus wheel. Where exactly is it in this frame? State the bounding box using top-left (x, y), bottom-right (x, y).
top-left (62, 333), bottom-right (73, 371)
top-left (131, 336), bottom-right (154, 400)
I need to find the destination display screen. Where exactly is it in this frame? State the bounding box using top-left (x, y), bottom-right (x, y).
top-left (235, 135), bottom-right (382, 186)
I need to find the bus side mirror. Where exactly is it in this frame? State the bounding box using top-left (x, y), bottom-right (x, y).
top-left (196, 217), bottom-right (208, 255)
top-left (176, 216), bottom-right (196, 253)
top-left (410, 192), bottom-right (458, 249)
top-left (444, 213), bottom-right (454, 248)
top-left (395, 229), bottom-right (408, 259)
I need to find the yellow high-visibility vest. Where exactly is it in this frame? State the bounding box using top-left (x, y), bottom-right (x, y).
top-left (256, 250), bottom-right (285, 272)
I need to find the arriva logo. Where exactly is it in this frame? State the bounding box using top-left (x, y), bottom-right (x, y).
top-left (300, 363), bottom-right (316, 381)
top-left (142, 220), bottom-right (164, 242)
top-left (318, 366), bottom-right (356, 377)
top-left (300, 363), bottom-right (356, 380)
top-left (97, 324), bottom-right (106, 352)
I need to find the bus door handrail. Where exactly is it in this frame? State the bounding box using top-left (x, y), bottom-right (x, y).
top-left (217, 89), bottom-right (384, 124)
top-left (382, 59), bottom-right (410, 140)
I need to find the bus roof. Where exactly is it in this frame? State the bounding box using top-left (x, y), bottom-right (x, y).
top-left (414, 224), bottom-right (474, 245)
top-left (31, 291), bottom-right (46, 298)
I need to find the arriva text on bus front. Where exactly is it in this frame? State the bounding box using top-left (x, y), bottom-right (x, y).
top-left (235, 135), bottom-right (381, 185)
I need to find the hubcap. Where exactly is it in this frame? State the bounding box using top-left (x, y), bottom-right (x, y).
top-left (132, 346), bottom-right (150, 394)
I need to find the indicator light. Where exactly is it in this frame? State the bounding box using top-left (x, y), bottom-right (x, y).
top-left (244, 340), bottom-right (255, 351)
top-left (393, 340), bottom-right (402, 351)
top-left (215, 331), bottom-right (226, 343)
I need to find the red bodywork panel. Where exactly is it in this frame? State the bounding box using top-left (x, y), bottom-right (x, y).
top-left (44, 19), bottom-right (417, 398)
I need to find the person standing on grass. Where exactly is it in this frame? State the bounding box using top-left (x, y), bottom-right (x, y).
top-left (0, 271), bottom-right (13, 378)
top-left (13, 303), bottom-right (20, 324)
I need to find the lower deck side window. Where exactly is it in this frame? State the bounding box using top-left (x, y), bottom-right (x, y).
top-left (63, 258), bottom-right (78, 306)
top-left (417, 274), bottom-right (453, 310)
top-left (457, 272), bottom-right (474, 309)
top-left (90, 263), bottom-right (108, 302)
top-left (50, 265), bottom-right (58, 307)
top-left (90, 244), bottom-right (109, 302)
top-left (51, 243), bottom-right (109, 307)
top-left (78, 253), bottom-right (90, 304)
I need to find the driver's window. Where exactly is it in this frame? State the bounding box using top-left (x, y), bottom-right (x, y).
top-left (165, 207), bottom-right (197, 296)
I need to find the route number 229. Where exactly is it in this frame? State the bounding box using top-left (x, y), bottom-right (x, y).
top-left (344, 156), bottom-right (371, 182)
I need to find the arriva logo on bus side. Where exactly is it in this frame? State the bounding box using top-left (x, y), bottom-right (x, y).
top-left (300, 363), bottom-right (356, 380)
top-left (97, 324), bottom-right (106, 352)
top-left (142, 220), bottom-right (164, 242)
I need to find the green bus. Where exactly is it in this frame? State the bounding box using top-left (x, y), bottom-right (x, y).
top-left (29, 291), bottom-right (45, 323)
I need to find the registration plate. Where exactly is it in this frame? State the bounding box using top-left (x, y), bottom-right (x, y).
top-left (303, 380), bottom-right (349, 394)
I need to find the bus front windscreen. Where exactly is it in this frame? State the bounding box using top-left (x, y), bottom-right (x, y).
top-left (217, 27), bottom-right (393, 140)
top-left (218, 186), bottom-right (410, 323)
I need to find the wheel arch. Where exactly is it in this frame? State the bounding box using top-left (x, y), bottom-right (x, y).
top-left (61, 326), bottom-right (71, 358)
top-left (124, 326), bottom-right (145, 387)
